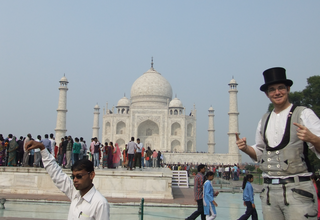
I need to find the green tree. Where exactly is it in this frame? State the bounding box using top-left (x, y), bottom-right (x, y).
top-left (266, 75), bottom-right (320, 171)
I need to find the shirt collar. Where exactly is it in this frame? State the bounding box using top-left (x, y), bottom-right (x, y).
top-left (75, 185), bottom-right (96, 203)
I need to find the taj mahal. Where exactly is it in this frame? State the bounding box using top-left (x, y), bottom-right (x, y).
top-left (55, 60), bottom-right (241, 165)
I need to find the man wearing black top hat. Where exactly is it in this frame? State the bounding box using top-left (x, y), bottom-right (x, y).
top-left (236, 67), bottom-right (320, 220)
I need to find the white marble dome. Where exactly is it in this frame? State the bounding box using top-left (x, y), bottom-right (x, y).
top-left (130, 68), bottom-right (173, 106)
top-left (60, 76), bottom-right (68, 82)
top-left (94, 104), bottom-right (100, 109)
top-left (229, 78), bottom-right (237, 84)
top-left (117, 96), bottom-right (130, 107)
top-left (169, 98), bottom-right (183, 108)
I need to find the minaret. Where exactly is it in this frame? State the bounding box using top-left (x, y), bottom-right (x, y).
top-left (92, 104), bottom-right (100, 139)
top-left (207, 106), bottom-right (215, 154)
top-left (55, 75), bottom-right (69, 146)
top-left (228, 78), bottom-right (240, 155)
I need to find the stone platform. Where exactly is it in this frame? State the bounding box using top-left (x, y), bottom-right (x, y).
top-left (0, 167), bottom-right (173, 200)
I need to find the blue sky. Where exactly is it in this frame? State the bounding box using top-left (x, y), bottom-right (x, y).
top-left (1, 1), bottom-right (319, 162)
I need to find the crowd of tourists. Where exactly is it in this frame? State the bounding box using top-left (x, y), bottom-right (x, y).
top-left (0, 133), bottom-right (164, 171)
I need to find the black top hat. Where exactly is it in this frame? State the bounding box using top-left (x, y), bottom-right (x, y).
top-left (260, 67), bottom-right (293, 92)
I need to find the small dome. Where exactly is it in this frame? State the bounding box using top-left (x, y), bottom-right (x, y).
top-left (117, 96), bottom-right (130, 107)
top-left (229, 78), bottom-right (237, 85)
top-left (60, 76), bottom-right (68, 82)
top-left (94, 104), bottom-right (100, 109)
top-left (208, 106), bottom-right (214, 111)
top-left (169, 98), bottom-right (183, 108)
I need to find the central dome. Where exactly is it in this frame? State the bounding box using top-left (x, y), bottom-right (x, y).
top-left (131, 67), bottom-right (173, 107)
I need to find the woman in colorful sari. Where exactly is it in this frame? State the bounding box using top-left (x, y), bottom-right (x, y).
top-left (113, 143), bottom-right (121, 168)
top-left (7, 136), bottom-right (19, 166)
top-left (102, 142), bottom-right (108, 168)
top-left (107, 142), bottom-right (114, 168)
top-left (0, 135), bottom-right (5, 166)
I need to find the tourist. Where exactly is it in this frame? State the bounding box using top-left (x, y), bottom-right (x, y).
top-left (145, 146), bottom-right (152, 167)
top-left (33, 135), bottom-right (42, 167)
top-left (65, 136), bottom-right (73, 169)
top-left (89, 138), bottom-right (95, 162)
top-left (141, 144), bottom-right (145, 168)
top-left (203, 171), bottom-right (218, 220)
top-left (49, 133), bottom-right (56, 157)
top-left (0, 134), bottom-right (5, 166)
top-left (233, 164), bottom-right (238, 181)
top-left (16, 136), bottom-right (24, 166)
top-left (122, 144), bottom-right (128, 168)
top-left (113, 143), bottom-right (121, 168)
top-left (25, 140), bottom-right (110, 219)
top-left (127, 137), bottom-right (137, 170)
top-left (79, 137), bottom-right (85, 160)
top-left (133, 138), bottom-right (143, 170)
top-left (101, 142), bottom-right (108, 169)
top-left (73, 137), bottom-right (81, 163)
top-left (237, 174), bottom-right (257, 220)
top-left (311, 173), bottom-right (320, 220)
top-left (7, 136), bottom-right (19, 166)
top-left (22, 134), bottom-right (32, 167)
top-left (107, 142), bottom-right (114, 169)
top-left (185, 164), bottom-right (206, 220)
top-left (157, 150), bottom-right (162, 167)
top-left (93, 138), bottom-right (101, 169)
top-left (152, 150), bottom-right (158, 168)
top-left (236, 67), bottom-right (320, 220)
top-left (42, 134), bottom-right (52, 154)
top-left (61, 136), bottom-right (68, 167)
top-left (58, 138), bottom-right (64, 166)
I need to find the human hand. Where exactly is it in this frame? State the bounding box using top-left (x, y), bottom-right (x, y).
top-left (293, 123), bottom-right (315, 143)
top-left (236, 133), bottom-right (247, 152)
top-left (243, 201), bottom-right (246, 206)
top-left (214, 191), bottom-right (219, 197)
top-left (252, 203), bottom-right (256, 209)
top-left (213, 201), bottom-right (218, 207)
top-left (26, 140), bottom-right (45, 151)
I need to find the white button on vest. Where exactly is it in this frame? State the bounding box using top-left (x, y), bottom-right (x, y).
top-left (277, 164), bottom-right (280, 168)
top-left (268, 158), bottom-right (271, 162)
top-left (268, 165), bottom-right (271, 168)
top-left (268, 151), bottom-right (271, 155)
top-left (276, 151), bottom-right (279, 154)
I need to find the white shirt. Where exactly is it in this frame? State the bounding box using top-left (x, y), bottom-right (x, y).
top-left (40, 149), bottom-right (110, 220)
top-left (136, 143), bottom-right (143, 153)
top-left (49, 138), bottom-right (56, 156)
top-left (252, 104), bottom-right (320, 178)
top-left (34, 139), bottom-right (41, 152)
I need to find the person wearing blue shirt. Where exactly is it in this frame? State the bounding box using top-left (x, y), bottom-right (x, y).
top-left (238, 174), bottom-right (258, 220)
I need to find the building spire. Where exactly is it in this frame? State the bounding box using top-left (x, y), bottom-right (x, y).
top-left (151, 57), bottom-right (154, 69)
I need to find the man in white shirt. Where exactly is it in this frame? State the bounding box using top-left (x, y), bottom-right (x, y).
top-left (236, 67), bottom-right (320, 220)
top-left (127, 137), bottom-right (138, 170)
top-left (134, 138), bottom-right (143, 170)
top-left (49, 133), bottom-right (56, 158)
top-left (33, 135), bottom-right (42, 167)
top-left (26, 140), bottom-right (110, 220)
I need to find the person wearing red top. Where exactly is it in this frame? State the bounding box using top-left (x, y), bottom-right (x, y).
top-left (185, 164), bottom-right (206, 220)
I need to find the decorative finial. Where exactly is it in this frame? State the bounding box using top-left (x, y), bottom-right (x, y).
top-left (232, 75), bottom-right (234, 79)
top-left (64, 73), bottom-right (65, 76)
top-left (124, 93), bottom-right (126, 97)
top-left (151, 57), bottom-right (154, 69)
top-left (175, 94), bottom-right (177, 98)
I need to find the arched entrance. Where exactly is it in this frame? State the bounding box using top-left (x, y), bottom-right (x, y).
top-left (137, 120), bottom-right (160, 150)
